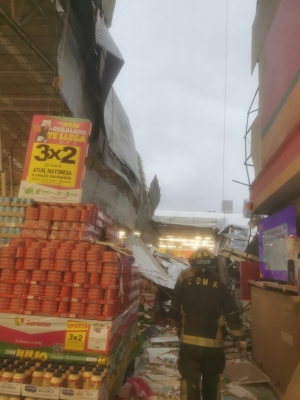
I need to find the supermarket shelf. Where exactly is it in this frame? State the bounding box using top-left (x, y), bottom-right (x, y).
top-left (249, 280), bottom-right (298, 294)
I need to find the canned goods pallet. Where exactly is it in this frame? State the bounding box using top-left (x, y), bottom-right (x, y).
top-left (86, 250), bottom-right (102, 262)
top-left (87, 287), bottom-right (104, 299)
top-left (40, 259), bottom-right (55, 270)
top-left (25, 299), bottom-right (42, 312)
top-left (89, 273), bottom-right (100, 285)
top-left (31, 270), bottom-right (47, 281)
top-left (83, 298), bottom-right (102, 304)
top-left (1, 269), bottom-right (16, 280)
top-left (102, 251), bottom-right (119, 263)
top-left (100, 274), bottom-right (119, 285)
top-left (23, 259), bottom-right (40, 270)
top-left (1, 247), bottom-right (17, 258)
top-left (41, 300), bottom-right (58, 313)
top-left (102, 263), bottom-right (121, 275)
top-left (70, 249), bottom-right (86, 261)
top-left (70, 302), bottom-right (86, 314)
top-left (71, 286), bottom-right (87, 299)
top-left (56, 248), bottom-right (71, 259)
top-left (69, 297), bottom-right (83, 302)
top-left (60, 286), bottom-right (72, 297)
top-left (71, 261), bottom-right (87, 273)
top-left (40, 247), bottom-right (56, 259)
top-left (73, 272), bottom-right (89, 284)
top-left (0, 258), bottom-right (15, 269)
top-left (0, 293), bottom-right (13, 298)
top-left (85, 304), bottom-right (103, 316)
top-left (13, 283), bottom-right (29, 296)
top-left (55, 259), bottom-right (70, 271)
top-left (55, 296), bottom-right (70, 302)
top-left (43, 285), bottom-right (61, 296)
top-left (86, 261), bottom-right (102, 274)
top-left (28, 284), bottom-right (44, 297)
top-left (22, 295), bottom-right (37, 300)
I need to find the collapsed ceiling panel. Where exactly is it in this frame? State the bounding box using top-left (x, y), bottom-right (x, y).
top-left (104, 88), bottom-right (141, 181)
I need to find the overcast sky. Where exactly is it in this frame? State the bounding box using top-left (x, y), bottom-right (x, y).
top-left (110, 0), bottom-right (258, 214)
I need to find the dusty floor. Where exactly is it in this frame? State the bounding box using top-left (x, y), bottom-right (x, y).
top-left (132, 325), bottom-right (279, 400)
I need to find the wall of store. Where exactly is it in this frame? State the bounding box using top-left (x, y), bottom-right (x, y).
top-left (250, 0), bottom-right (300, 214)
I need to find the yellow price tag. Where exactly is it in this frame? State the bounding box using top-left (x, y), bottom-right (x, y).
top-left (64, 331), bottom-right (87, 352)
top-left (27, 143), bottom-right (80, 187)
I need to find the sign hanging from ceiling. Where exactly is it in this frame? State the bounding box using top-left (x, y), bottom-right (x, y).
top-left (19, 115), bottom-right (91, 203)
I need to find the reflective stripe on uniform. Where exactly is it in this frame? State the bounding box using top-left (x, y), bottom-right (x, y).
top-left (231, 329), bottom-right (244, 337)
top-left (181, 378), bottom-right (188, 400)
top-left (181, 333), bottom-right (224, 348)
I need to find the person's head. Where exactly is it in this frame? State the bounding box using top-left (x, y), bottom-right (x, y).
top-left (189, 248), bottom-right (215, 273)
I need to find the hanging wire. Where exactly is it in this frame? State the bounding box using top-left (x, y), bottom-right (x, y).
top-left (115, 0), bottom-right (136, 20)
top-left (222, 0), bottom-right (229, 220)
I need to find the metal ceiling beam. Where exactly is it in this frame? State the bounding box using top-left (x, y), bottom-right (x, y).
top-left (10, 0), bottom-right (15, 20)
top-left (0, 7), bottom-right (53, 70)
top-left (1, 115), bottom-right (29, 141)
top-left (0, 94), bottom-right (53, 100)
top-left (19, 0), bottom-right (41, 26)
top-left (0, 70), bottom-right (52, 76)
top-left (1, 105), bottom-right (61, 111)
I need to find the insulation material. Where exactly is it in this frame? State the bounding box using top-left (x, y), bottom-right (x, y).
top-left (81, 167), bottom-right (137, 230)
top-left (104, 88), bottom-right (141, 181)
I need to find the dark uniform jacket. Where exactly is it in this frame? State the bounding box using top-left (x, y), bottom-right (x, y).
top-left (170, 267), bottom-right (243, 357)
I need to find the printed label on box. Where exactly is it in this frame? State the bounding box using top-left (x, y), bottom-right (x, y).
top-left (22, 384), bottom-right (60, 399)
top-left (0, 382), bottom-right (21, 395)
top-left (64, 321), bottom-right (89, 352)
top-left (87, 323), bottom-right (109, 352)
top-left (60, 388), bottom-right (99, 400)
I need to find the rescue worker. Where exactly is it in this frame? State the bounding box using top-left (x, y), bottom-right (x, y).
top-left (169, 248), bottom-right (244, 400)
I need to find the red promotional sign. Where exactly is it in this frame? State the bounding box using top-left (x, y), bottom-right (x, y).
top-left (19, 115), bottom-right (91, 203)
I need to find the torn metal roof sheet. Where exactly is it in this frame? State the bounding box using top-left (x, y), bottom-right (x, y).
top-left (126, 235), bottom-right (188, 289)
top-left (104, 88), bottom-right (141, 181)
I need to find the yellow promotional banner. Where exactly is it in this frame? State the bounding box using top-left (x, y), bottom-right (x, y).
top-left (64, 321), bottom-right (89, 352)
top-left (64, 331), bottom-right (87, 352)
top-left (27, 143), bottom-right (80, 187)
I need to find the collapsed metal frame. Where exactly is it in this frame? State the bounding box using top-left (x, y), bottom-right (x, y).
top-left (244, 87), bottom-right (259, 186)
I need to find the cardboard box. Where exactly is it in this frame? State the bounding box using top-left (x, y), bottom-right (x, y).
top-left (287, 251), bottom-right (300, 286)
top-left (0, 300), bottom-right (138, 359)
top-left (22, 384), bottom-right (60, 399)
top-left (287, 237), bottom-right (300, 252)
top-left (251, 285), bottom-right (300, 392)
